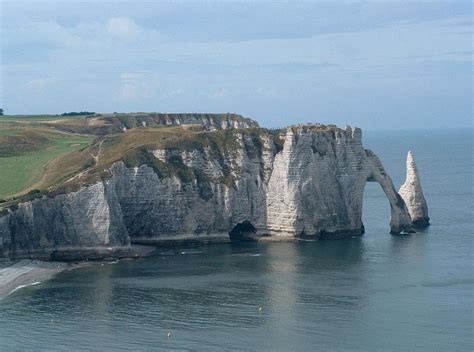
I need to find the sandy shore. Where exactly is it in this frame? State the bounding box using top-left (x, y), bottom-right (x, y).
top-left (0, 245), bottom-right (158, 300)
top-left (0, 260), bottom-right (73, 300)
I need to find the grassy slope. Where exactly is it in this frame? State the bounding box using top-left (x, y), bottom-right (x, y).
top-left (0, 119), bottom-right (94, 199)
top-left (0, 118), bottom-right (211, 202)
top-left (0, 113), bottom-right (277, 209)
top-left (42, 126), bottom-right (281, 192)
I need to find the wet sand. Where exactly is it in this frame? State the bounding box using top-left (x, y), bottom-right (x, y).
top-left (0, 260), bottom-right (71, 299)
top-left (0, 245), bottom-right (157, 299)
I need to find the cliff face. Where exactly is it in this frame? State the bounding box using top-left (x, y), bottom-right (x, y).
top-left (266, 126), bottom-right (413, 238)
top-left (142, 113), bottom-right (259, 130)
top-left (0, 183), bottom-right (130, 260)
top-left (110, 131), bottom-right (276, 244)
top-left (0, 125), bottom-right (419, 260)
top-left (399, 151), bottom-right (430, 228)
top-left (50, 113), bottom-right (259, 136)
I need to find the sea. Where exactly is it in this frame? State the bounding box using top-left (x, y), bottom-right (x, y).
top-left (0, 128), bottom-right (472, 351)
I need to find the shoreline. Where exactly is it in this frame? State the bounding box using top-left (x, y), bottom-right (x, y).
top-left (0, 260), bottom-right (71, 300)
top-left (0, 245), bottom-right (158, 300)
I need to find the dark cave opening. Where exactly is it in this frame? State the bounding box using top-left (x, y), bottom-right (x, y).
top-left (229, 221), bottom-right (257, 241)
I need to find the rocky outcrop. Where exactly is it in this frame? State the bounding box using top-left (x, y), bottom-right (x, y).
top-left (47, 113), bottom-right (259, 136)
top-left (143, 113), bottom-right (259, 130)
top-left (0, 124), bottom-right (419, 260)
top-left (265, 126), bottom-right (413, 238)
top-left (110, 131), bottom-right (276, 244)
top-left (0, 183), bottom-right (130, 260)
top-left (365, 150), bottom-right (414, 234)
top-left (399, 151), bottom-right (430, 228)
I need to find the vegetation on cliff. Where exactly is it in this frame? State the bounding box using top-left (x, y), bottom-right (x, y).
top-left (0, 113), bottom-right (266, 209)
top-left (0, 125), bottom-right (93, 200)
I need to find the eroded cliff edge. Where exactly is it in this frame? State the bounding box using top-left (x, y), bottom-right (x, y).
top-left (0, 122), bottom-right (422, 260)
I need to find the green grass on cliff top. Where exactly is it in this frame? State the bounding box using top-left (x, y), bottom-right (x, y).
top-left (0, 122), bottom-right (93, 199)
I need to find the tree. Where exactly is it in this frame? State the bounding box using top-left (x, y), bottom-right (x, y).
top-left (60, 111), bottom-right (95, 116)
top-left (0, 108), bottom-right (3, 116)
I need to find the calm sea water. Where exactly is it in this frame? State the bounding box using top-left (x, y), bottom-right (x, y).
top-left (1, 128), bottom-right (473, 351)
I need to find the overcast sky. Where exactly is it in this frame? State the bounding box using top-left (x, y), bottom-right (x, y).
top-left (1, 0), bottom-right (472, 129)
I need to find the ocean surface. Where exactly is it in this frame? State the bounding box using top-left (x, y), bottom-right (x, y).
top-left (1, 128), bottom-right (472, 351)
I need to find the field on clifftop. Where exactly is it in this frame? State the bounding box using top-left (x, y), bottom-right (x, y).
top-left (0, 116), bottom-right (94, 199)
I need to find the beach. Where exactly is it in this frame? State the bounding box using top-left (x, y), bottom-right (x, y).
top-left (0, 260), bottom-right (70, 299)
top-left (0, 245), bottom-right (157, 299)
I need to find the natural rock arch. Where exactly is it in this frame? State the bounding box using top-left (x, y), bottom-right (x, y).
top-left (364, 150), bottom-right (414, 234)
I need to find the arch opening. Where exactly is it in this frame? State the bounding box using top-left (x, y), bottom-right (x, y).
top-left (363, 150), bottom-right (414, 234)
top-left (229, 221), bottom-right (257, 242)
top-left (362, 181), bottom-right (392, 235)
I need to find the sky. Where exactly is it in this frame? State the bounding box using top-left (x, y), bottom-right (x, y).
top-left (0, 0), bottom-right (472, 129)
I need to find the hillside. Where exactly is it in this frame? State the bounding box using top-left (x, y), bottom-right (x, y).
top-left (0, 125), bottom-right (93, 199)
top-left (0, 113), bottom-right (258, 205)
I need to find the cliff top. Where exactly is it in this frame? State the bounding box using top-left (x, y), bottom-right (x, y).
top-left (10, 112), bottom-right (258, 135)
top-left (0, 113), bottom-right (356, 211)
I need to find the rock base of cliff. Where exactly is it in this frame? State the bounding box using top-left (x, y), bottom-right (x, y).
top-left (131, 233), bottom-right (231, 247)
top-left (412, 218), bottom-right (430, 228)
top-left (258, 234), bottom-right (298, 242)
top-left (390, 229), bottom-right (416, 235)
top-left (313, 227), bottom-right (364, 240)
top-left (7, 245), bottom-right (156, 262)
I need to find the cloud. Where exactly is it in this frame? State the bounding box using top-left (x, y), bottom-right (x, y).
top-left (2, 1), bottom-right (472, 129)
top-left (211, 88), bottom-right (242, 99)
top-left (401, 50), bottom-right (474, 62)
top-left (160, 88), bottom-right (184, 100)
top-left (211, 89), bottom-right (227, 99)
top-left (2, 16), bottom-right (146, 65)
top-left (255, 87), bottom-right (286, 98)
top-left (106, 17), bottom-right (141, 41)
top-left (22, 77), bottom-right (57, 95)
top-left (118, 71), bottom-right (155, 101)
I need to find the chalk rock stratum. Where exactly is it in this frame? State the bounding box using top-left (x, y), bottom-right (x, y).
top-left (0, 118), bottom-right (428, 260)
top-left (399, 151), bottom-right (430, 228)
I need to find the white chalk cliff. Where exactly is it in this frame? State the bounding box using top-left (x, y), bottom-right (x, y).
top-left (0, 123), bottom-right (425, 260)
top-left (399, 151), bottom-right (430, 228)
